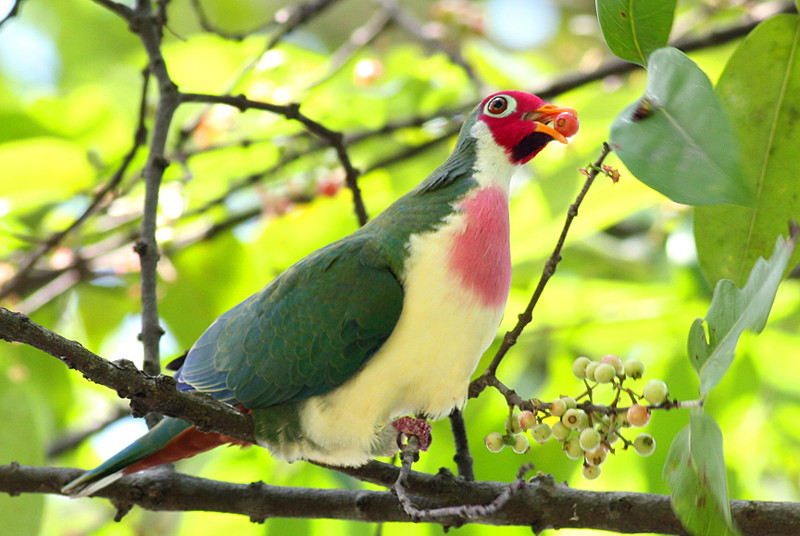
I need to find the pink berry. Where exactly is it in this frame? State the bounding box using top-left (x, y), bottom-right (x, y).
top-left (518, 410), bottom-right (537, 431)
top-left (601, 354), bottom-right (624, 376)
top-left (627, 404), bottom-right (651, 427)
top-left (316, 179), bottom-right (341, 197)
top-left (554, 112), bottom-right (579, 137)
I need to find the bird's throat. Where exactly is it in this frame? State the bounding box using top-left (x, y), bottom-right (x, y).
top-left (448, 186), bottom-right (512, 308)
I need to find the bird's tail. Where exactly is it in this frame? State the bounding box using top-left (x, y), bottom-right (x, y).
top-left (62, 416), bottom-right (248, 497)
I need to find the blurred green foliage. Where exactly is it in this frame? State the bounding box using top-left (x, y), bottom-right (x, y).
top-left (0, 1), bottom-right (799, 535)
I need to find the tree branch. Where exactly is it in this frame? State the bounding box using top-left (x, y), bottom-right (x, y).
top-left (0, 307), bottom-right (255, 443)
top-left (180, 92), bottom-right (368, 224)
top-left (3, 463), bottom-right (799, 533)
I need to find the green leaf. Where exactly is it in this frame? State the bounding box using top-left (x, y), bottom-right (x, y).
top-left (596, 0), bottom-right (677, 65)
top-left (688, 232), bottom-right (796, 396)
top-left (694, 15), bottom-right (800, 287)
top-left (610, 47), bottom-right (751, 206)
top-left (664, 414), bottom-right (741, 536)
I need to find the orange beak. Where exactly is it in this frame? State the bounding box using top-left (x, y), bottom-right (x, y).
top-left (520, 104), bottom-right (578, 144)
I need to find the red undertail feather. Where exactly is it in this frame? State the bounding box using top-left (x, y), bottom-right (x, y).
top-left (122, 426), bottom-right (250, 475)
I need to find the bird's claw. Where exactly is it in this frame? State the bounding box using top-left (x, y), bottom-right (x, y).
top-left (392, 416), bottom-right (432, 451)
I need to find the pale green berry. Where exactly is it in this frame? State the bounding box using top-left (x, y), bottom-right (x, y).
top-left (624, 358), bottom-right (645, 379)
top-left (512, 434), bottom-right (530, 454)
top-left (582, 464), bottom-right (601, 480)
top-left (531, 422), bottom-right (553, 444)
top-left (576, 410), bottom-right (591, 431)
top-left (627, 404), bottom-right (651, 427)
top-left (614, 411), bottom-right (629, 427)
top-left (594, 363), bottom-right (617, 384)
top-left (633, 433), bottom-right (656, 456)
top-left (484, 432), bottom-right (505, 453)
top-left (601, 354), bottom-right (624, 376)
top-left (518, 410), bottom-right (536, 431)
top-left (562, 396), bottom-right (577, 410)
top-left (579, 427), bottom-right (601, 451)
top-left (506, 413), bottom-right (522, 434)
top-left (562, 408), bottom-right (584, 429)
top-left (585, 446), bottom-right (608, 466)
top-left (572, 356), bottom-right (592, 379)
top-left (549, 398), bottom-right (567, 417)
top-left (551, 421), bottom-right (571, 441)
top-left (563, 437), bottom-right (583, 460)
top-left (643, 379), bottom-right (669, 405)
top-left (585, 361), bottom-right (599, 382)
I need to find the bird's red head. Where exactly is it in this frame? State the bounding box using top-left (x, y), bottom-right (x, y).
top-left (477, 91), bottom-right (578, 165)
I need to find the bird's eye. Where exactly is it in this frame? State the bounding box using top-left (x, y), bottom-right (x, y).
top-left (488, 97), bottom-right (507, 114)
top-left (483, 95), bottom-right (516, 117)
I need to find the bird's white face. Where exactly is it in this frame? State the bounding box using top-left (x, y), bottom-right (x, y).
top-left (476, 91), bottom-right (577, 165)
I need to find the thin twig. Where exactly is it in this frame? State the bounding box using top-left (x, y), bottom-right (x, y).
top-left (180, 92), bottom-right (368, 224)
top-left (189, 0), bottom-right (274, 41)
top-left (448, 409), bottom-right (474, 481)
top-left (133, 3), bottom-right (179, 386)
top-left (0, 68), bottom-right (150, 301)
top-left (306, 7), bottom-right (393, 89)
top-left (470, 143), bottom-right (613, 400)
top-left (393, 437), bottom-right (533, 523)
top-left (47, 406), bottom-right (131, 459)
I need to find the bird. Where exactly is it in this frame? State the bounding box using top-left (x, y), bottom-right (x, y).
top-left (63, 91), bottom-right (577, 496)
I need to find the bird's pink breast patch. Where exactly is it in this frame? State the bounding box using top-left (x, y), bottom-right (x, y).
top-left (448, 186), bottom-right (512, 308)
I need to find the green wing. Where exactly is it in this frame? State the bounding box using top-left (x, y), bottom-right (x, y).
top-left (175, 233), bottom-right (404, 409)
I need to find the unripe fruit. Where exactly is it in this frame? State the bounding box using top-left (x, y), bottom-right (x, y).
top-left (562, 396), bottom-right (577, 410)
top-left (518, 410), bottom-right (536, 431)
top-left (576, 410), bottom-right (591, 431)
top-left (643, 379), bottom-right (669, 405)
top-left (614, 411), bottom-right (629, 427)
top-left (627, 404), bottom-right (651, 427)
top-left (512, 434), bottom-right (530, 454)
top-left (562, 409), bottom-right (584, 429)
top-left (624, 358), bottom-right (645, 379)
top-left (549, 398), bottom-right (567, 417)
top-left (551, 421), bottom-right (571, 441)
top-left (579, 427), bottom-right (601, 451)
top-left (633, 433), bottom-right (656, 456)
top-left (484, 432), bottom-right (505, 453)
top-left (585, 446), bottom-right (608, 466)
top-left (582, 464), bottom-right (601, 480)
top-left (594, 363), bottom-right (617, 384)
top-left (555, 112), bottom-right (580, 137)
top-left (585, 361), bottom-right (599, 382)
top-left (572, 356), bottom-right (592, 379)
top-left (506, 413), bottom-right (522, 434)
top-left (531, 422), bottom-right (553, 444)
top-left (563, 437), bottom-right (583, 460)
top-left (601, 354), bottom-right (624, 376)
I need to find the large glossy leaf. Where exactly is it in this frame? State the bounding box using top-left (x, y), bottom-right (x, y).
top-left (596, 0), bottom-right (677, 65)
top-left (664, 414), bottom-right (741, 536)
top-left (694, 15), bottom-right (800, 287)
top-left (610, 47), bottom-right (751, 206)
top-left (688, 232), bottom-right (795, 396)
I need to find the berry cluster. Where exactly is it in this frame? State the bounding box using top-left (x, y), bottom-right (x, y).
top-left (484, 354), bottom-right (670, 480)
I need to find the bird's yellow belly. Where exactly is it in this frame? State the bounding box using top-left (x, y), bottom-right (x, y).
top-left (293, 210), bottom-right (508, 466)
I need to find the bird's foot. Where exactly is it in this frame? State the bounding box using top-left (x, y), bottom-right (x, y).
top-left (392, 416), bottom-right (432, 451)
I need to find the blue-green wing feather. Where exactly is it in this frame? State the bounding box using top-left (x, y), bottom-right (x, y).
top-left (175, 233), bottom-right (403, 409)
